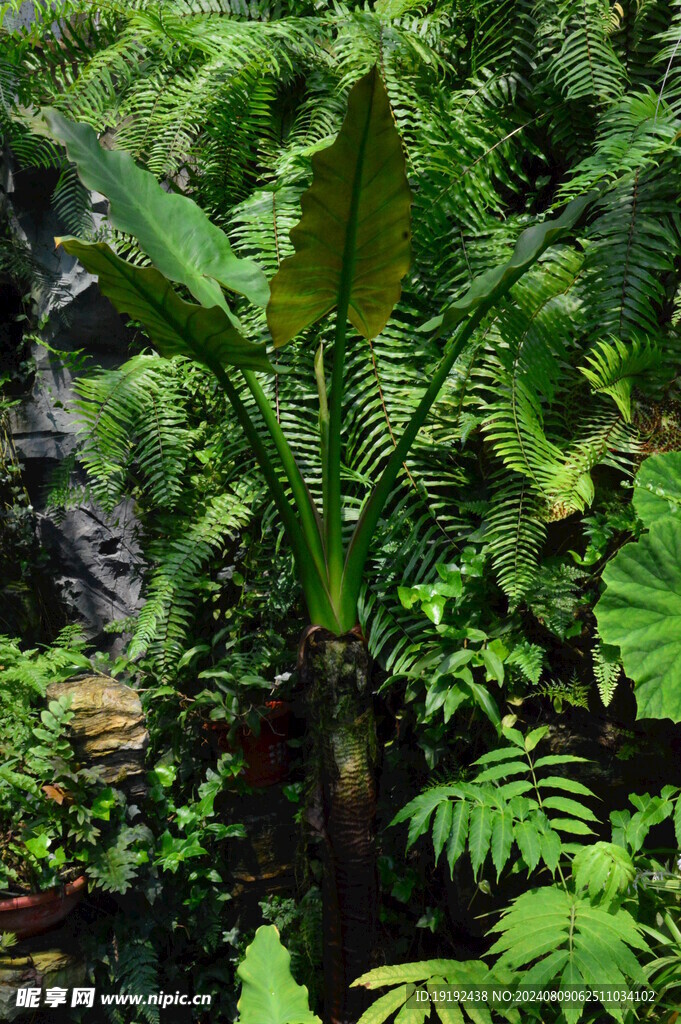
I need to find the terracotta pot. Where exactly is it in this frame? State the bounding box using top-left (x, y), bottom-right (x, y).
top-left (0, 875), bottom-right (87, 939)
top-left (207, 701), bottom-right (291, 787)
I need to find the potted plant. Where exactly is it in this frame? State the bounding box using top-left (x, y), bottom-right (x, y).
top-left (186, 639), bottom-right (294, 787)
top-left (0, 634), bottom-right (151, 938)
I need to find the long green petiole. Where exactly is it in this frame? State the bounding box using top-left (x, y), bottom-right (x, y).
top-left (211, 363), bottom-right (342, 631)
top-left (339, 310), bottom-right (486, 627)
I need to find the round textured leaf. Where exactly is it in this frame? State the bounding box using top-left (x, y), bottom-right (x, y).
top-left (633, 452), bottom-right (681, 527)
top-left (596, 515), bottom-right (681, 721)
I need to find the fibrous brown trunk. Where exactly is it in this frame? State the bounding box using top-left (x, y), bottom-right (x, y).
top-left (301, 628), bottom-right (377, 1024)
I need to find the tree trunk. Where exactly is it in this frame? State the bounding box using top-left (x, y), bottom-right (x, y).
top-left (301, 627), bottom-right (378, 1024)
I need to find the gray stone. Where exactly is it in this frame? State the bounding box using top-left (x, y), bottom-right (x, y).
top-left (3, 159), bottom-right (144, 647)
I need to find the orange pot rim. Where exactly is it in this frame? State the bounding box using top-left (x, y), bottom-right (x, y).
top-left (0, 874), bottom-right (87, 912)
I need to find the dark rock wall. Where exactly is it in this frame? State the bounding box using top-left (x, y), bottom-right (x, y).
top-left (2, 158), bottom-right (144, 647)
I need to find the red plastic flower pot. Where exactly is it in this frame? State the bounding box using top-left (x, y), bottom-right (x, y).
top-left (207, 701), bottom-right (292, 787)
top-left (0, 875), bottom-right (87, 939)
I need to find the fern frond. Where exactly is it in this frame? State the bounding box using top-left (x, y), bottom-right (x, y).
top-left (593, 641), bottom-right (622, 707)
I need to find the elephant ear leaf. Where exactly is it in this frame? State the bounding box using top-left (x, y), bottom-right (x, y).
top-left (237, 925), bottom-right (321, 1024)
top-left (41, 108), bottom-right (269, 311)
top-left (267, 66), bottom-right (411, 347)
top-left (422, 192), bottom-right (594, 337)
top-left (57, 237), bottom-right (272, 373)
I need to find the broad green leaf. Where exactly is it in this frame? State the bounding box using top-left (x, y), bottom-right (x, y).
top-left (422, 193), bottom-right (593, 336)
top-left (469, 803), bottom-right (493, 878)
top-left (57, 238), bottom-right (271, 373)
top-left (596, 514), bottom-right (681, 721)
top-left (466, 681), bottom-right (501, 728)
top-left (267, 67), bottom-right (411, 346)
top-left (439, 649), bottom-right (474, 676)
top-left (237, 925), bottom-right (320, 1024)
top-left (42, 108), bottom-right (269, 310)
top-left (480, 648), bottom-right (504, 684)
top-left (446, 801), bottom-right (470, 875)
top-left (633, 452), bottom-right (681, 526)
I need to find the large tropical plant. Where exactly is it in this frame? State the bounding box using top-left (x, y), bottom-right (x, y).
top-left (41, 70), bottom-right (589, 1022)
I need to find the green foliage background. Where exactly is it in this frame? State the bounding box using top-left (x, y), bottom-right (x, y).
top-left (4, 0), bottom-right (681, 1021)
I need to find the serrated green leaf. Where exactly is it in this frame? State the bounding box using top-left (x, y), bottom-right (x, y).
top-left (469, 803), bottom-right (493, 878)
top-left (539, 829), bottom-right (562, 873)
top-left (353, 962), bottom-right (462, 989)
top-left (446, 801), bottom-right (470, 876)
top-left (356, 986), bottom-right (409, 1024)
top-left (395, 1000), bottom-right (428, 1023)
top-left (573, 843), bottom-right (635, 904)
top-left (537, 777), bottom-right (596, 798)
top-left (549, 818), bottom-right (595, 836)
top-left (435, 1003), bottom-right (465, 1024)
top-left (532, 755), bottom-right (589, 769)
top-left (541, 796), bottom-right (598, 821)
top-left (491, 807), bottom-right (514, 878)
top-left (433, 800), bottom-right (454, 864)
top-left (472, 747), bottom-right (524, 767)
top-left (524, 727), bottom-right (549, 753)
top-left (514, 821), bottom-right (542, 873)
top-left (473, 762), bottom-right (529, 784)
